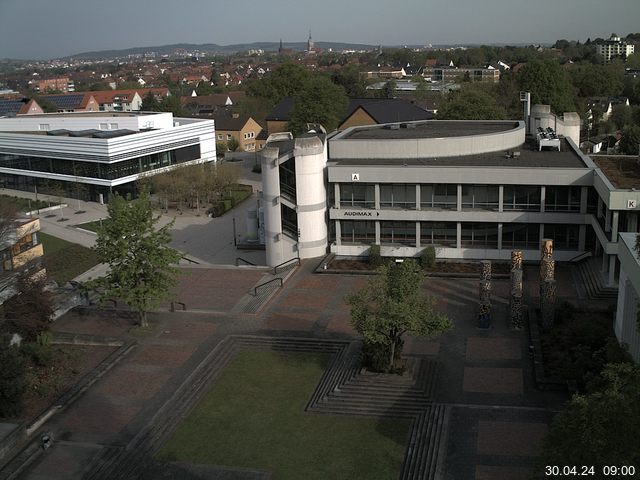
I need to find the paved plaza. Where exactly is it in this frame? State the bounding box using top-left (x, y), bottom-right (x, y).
top-left (2, 257), bottom-right (573, 480)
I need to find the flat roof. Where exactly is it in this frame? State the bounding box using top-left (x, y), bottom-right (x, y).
top-left (330, 138), bottom-right (588, 169)
top-left (342, 120), bottom-right (520, 140)
top-left (2, 112), bottom-right (157, 118)
top-left (592, 155), bottom-right (640, 189)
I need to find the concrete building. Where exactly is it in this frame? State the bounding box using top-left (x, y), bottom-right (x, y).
top-left (260, 105), bottom-right (640, 291)
top-left (615, 232), bottom-right (640, 363)
top-left (596, 34), bottom-right (635, 64)
top-left (0, 112), bottom-right (216, 202)
top-left (0, 217), bottom-right (45, 304)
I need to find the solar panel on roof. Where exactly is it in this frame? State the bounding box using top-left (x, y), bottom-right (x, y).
top-left (0, 99), bottom-right (23, 116)
top-left (43, 94), bottom-right (84, 110)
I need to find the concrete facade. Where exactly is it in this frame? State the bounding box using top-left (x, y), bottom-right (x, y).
top-left (615, 233), bottom-right (640, 363)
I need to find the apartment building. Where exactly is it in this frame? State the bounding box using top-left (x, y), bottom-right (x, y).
top-left (596, 34), bottom-right (635, 64)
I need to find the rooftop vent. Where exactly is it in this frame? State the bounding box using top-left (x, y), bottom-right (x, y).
top-left (383, 123), bottom-right (401, 130)
top-left (400, 123), bottom-right (416, 129)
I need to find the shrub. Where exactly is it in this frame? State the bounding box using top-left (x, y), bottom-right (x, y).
top-left (419, 246), bottom-right (436, 269)
top-left (0, 341), bottom-right (26, 418)
top-left (368, 244), bottom-right (383, 268)
top-left (22, 342), bottom-right (54, 367)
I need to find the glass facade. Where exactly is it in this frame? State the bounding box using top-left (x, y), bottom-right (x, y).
top-left (0, 145), bottom-right (200, 181)
top-left (545, 186), bottom-right (581, 212)
top-left (340, 220), bottom-right (376, 244)
top-left (281, 204), bottom-right (298, 239)
top-left (380, 184), bottom-right (416, 209)
top-left (461, 223), bottom-right (499, 248)
top-left (380, 221), bottom-right (416, 245)
top-left (503, 185), bottom-right (541, 211)
top-left (420, 222), bottom-right (457, 247)
top-left (461, 185), bottom-right (499, 211)
top-left (420, 184), bottom-right (457, 209)
top-left (340, 183), bottom-right (375, 208)
top-left (502, 223), bottom-right (540, 249)
top-left (278, 158), bottom-right (296, 202)
top-left (544, 224), bottom-right (580, 250)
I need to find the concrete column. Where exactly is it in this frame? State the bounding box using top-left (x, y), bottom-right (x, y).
top-left (605, 208), bottom-right (611, 232)
top-left (456, 222), bottom-right (462, 249)
top-left (457, 184), bottom-right (462, 212)
top-left (498, 223), bottom-right (503, 250)
top-left (415, 184), bottom-right (421, 211)
top-left (540, 186), bottom-right (546, 213)
top-left (375, 221), bottom-right (380, 244)
top-left (609, 255), bottom-right (616, 287)
top-left (579, 224), bottom-right (586, 251)
top-left (602, 252), bottom-right (608, 273)
top-left (415, 222), bottom-right (421, 248)
top-left (580, 186), bottom-right (588, 214)
top-left (498, 185), bottom-right (504, 213)
top-left (597, 197), bottom-right (603, 219)
top-left (612, 211), bottom-right (619, 241)
top-left (334, 183), bottom-right (340, 209)
top-left (374, 184), bottom-right (380, 210)
top-left (539, 224), bottom-right (545, 243)
top-left (335, 220), bottom-right (341, 246)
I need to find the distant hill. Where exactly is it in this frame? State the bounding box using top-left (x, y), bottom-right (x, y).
top-left (65, 41), bottom-right (378, 60)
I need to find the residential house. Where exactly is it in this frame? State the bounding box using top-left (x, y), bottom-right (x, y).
top-left (586, 97), bottom-right (630, 122)
top-left (0, 98), bottom-right (43, 117)
top-left (214, 114), bottom-right (262, 152)
top-left (35, 77), bottom-right (74, 93)
top-left (338, 98), bottom-right (434, 130)
top-left (39, 93), bottom-right (100, 112)
top-left (0, 217), bottom-right (45, 304)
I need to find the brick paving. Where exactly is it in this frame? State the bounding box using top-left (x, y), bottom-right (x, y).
top-left (14, 262), bottom-right (578, 480)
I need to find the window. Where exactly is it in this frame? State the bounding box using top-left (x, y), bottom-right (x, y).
top-left (461, 185), bottom-right (499, 210)
top-left (380, 184), bottom-right (416, 209)
top-left (545, 186), bottom-right (581, 212)
top-left (502, 223), bottom-right (539, 249)
top-left (279, 158), bottom-right (297, 201)
top-left (99, 123), bottom-right (108, 130)
top-left (421, 184), bottom-right (457, 209)
top-left (341, 220), bottom-right (376, 244)
top-left (503, 186), bottom-right (541, 211)
top-left (217, 134), bottom-right (223, 140)
top-left (460, 223), bottom-right (499, 248)
top-left (380, 221), bottom-right (416, 245)
top-left (340, 183), bottom-right (375, 208)
top-left (38, 124), bottom-right (50, 131)
top-left (420, 222), bottom-right (457, 247)
top-left (544, 224), bottom-right (579, 250)
top-left (281, 204), bottom-right (298, 239)
top-left (110, 123), bottom-right (118, 130)
top-left (227, 134), bottom-right (232, 141)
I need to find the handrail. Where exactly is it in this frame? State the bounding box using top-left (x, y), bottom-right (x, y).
top-left (181, 256), bottom-right (199, 265)
top-left (254, 277), bottom-right (283, 296)
top-left (273, 256), bottom-right (300, 275)
top-left (236, 257), bottom-right (256, 266)
top-left (568, 251), bottom-right (593, 263)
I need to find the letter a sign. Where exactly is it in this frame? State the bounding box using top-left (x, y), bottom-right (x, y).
top-left (351, 173), bottom-right (360, 181)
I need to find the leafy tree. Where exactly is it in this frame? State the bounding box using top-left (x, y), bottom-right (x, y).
top-left (331, 64), bottom-right (367, 98)
top-left (288, 75), bottom-right (348, 134)
top-left (346, 260), bottom-right (452, 372)
top-left (611, 104), bottom-right (632, 130)
top-left (536, 363), bottom-right (640, 476)
top-left (140, 91), bottom-right (160, 111)
top-left (569, 64), bottom-right (624, 98)
top-left (226, 137), bottom-right (240, 152)
top-left (380, 80), bottom-right (397, 99)
top-left (158, 95), bottom-right (184, 116)
top-left (620, 124), bottom-right (640, 155)
top-left (0, 340), bottom-right (26, 418)
top-left (86, 192), bottom-right (181, 326)
top-left (437, 88), bottom-right (506, 120)
top-left (516, 59), bottom-right (576, 114)
top-left (246, 63), bottom-right (311, 104)
top-left (2, 275), bottom-right (54, 341)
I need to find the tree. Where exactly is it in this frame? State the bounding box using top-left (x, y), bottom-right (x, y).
top-left (226, 137), bottom-right (240, 152)
top-left (346, 260), bottom-right (452, 372)
top-left (610, 104), bottom-right (632, 130)
top-left (140, 91), bottom-right (160, 111)
top-left (620, 124), bottom-right (640, 155)
top-left (288, 75), bottom-right (348, 134)
top-left (0, 202), bottom-right (18, 246)
top-left (536, 363), bottom-right (640, 476)
top-left (86, 192), bottom-right (181, 326)
top-left (0, 340), bottom-right (26, 418)
top-left (2, 275), bottom-right (54, 341)
top-left (437, 88), bottom-right (506, 120)
top-left (516, 59), bottom-right (576, 114)
top-left (246, 63), bottom-right (312, 104)
top-left (158, 95), bottom-right (184, 117)
top-left (331, 64), bottom-right (367, 98)
top-left (380, 80), bottom-right (397, 99)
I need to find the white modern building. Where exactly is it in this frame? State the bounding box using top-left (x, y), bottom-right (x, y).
top-left (596, 34), bottom-right (635, 64)
top-left (0, 112), bottom-right (216, 202)
top-left (260, 106), bottom-right (640, 290)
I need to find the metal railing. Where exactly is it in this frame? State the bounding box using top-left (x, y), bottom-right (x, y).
top-left (254, 277), bottom-right (283, 296)
top-left (180, 256), bottom-right (199, 265)
top-left (273, 256), bottom-right (300, 275)
top-left (568, 251), bottom-right (593, 263)
top-left (236, 257), bottom-right (256, 266)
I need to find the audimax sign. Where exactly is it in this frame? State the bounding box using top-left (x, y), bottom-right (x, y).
top-left (341, 210), bottom-right (380, 217)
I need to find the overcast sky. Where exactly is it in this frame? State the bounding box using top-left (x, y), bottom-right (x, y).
top-left (0, 0), bottom-right (639, 59)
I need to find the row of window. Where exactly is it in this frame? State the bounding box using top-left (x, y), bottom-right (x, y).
top-left (337, 184), bottom-right (591, 212)
top-left (339, 221), bottom-right (580, 250)
top-left (0, 145), bottom-right (201, 181)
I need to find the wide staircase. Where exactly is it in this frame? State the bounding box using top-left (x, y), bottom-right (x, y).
top-left (573, 257), bottom-right (618, 300)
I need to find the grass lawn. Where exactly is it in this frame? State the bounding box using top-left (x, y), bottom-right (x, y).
top-left (158, 351), bottom-right (411, 479)
top-left (74, 220), bottom-right (103, 232)
top-left (39, 232), bottom-right (100, 284)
